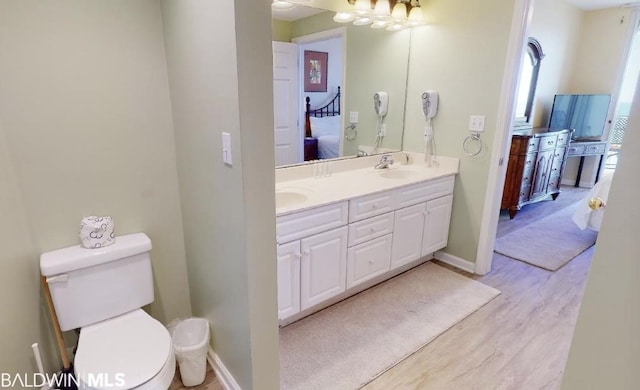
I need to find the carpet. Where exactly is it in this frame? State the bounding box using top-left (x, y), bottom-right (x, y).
top-left (494, 203), bottom-right (597, 271)
top-left (279, 262), bottom-right (500, 390)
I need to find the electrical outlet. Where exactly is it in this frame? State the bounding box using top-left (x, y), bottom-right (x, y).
top-left (349, 111), bottom-right (359, 124)
top-left (469, 115), bottom-right (486, 132)
top-left (379, 124), bottom-right (387, 136)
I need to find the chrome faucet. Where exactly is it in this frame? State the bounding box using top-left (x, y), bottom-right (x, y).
top-left (374, 154), bottom-right (394, 169)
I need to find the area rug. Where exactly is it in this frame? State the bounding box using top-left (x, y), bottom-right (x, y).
top-left (494, 203), bottom-right (597, 271)
top-left (279, 262), bottom-right (500, 390)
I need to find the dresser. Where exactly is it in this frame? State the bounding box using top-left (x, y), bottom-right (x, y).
top-left (501, 129), bottom-right (571, 218)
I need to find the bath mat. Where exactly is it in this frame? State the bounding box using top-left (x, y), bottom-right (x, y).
top-left (494, 203), bottom-right (597, 271)
top-left (279, 261), bottom-right (500, 390)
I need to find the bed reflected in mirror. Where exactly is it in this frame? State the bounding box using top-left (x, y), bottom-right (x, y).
top-left (272, 4), bottom-right (411, 168)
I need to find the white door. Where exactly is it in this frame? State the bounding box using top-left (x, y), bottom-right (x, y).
top-left (272, 41), bottom-right (300, 166)
top-left (277, 241), bottom-right (301, 320)
top-left (422, 195), bottom-right (453, 255)
top-left (391, 202), bottom-right (426, 269)
top-left (300, 226), bottom-right (348, 310)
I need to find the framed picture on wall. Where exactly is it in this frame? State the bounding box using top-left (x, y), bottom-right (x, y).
top-left (304, 50), bottom-right (328, 92)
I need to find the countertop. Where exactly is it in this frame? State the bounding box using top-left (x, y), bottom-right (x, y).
top-left (275, 153), bottom-right (460, 216)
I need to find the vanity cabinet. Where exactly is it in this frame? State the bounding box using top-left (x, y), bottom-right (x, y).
top-left (422, 195), bottom-right (454, 255)
top-left (300, 226), bottom-right (348, 310)
top-left (276, 175), bottom-right (456, 322)
top-left (501, 129), bottom-right (570, 218)
top-left (277, 241), bottom-right (301, 319)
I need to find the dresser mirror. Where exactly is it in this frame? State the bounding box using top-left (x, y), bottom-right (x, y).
top-left (513, 37), bottom-right (545, 131)
top-left (272, 2), bottom-right (411, 167)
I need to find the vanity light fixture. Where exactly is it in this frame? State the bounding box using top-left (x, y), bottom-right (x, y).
top-left (333, 0), bottom-right (425, 31)
top-left (271, 0), bottom-right (312, 11)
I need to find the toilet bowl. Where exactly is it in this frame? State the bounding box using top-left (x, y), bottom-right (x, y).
top-left (74, 309), bottom-right (175, 390)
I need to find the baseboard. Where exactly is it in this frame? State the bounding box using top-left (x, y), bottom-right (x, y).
top-left (561, 178), bottom-right (595, 188)
top-left (207, 348), bottom-right (241, 390)
top-left (434, 250), bottom-right (476, 274)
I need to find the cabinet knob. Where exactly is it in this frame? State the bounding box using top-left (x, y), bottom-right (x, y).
top-left (368, 259), bottom-right (375, 265)
top-left (295, 252), bottom-right (302, 260)
top-left (302, 249), bottom-right (310, 257)
top-left (370, 228), bottom-right (375, 233)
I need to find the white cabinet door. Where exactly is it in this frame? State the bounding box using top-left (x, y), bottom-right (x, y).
top-left (391, 202), bottom-right (426, 269)
top-left (347, 234), bottom-right (392, 288)
top-left (422, 195), bottom-right (453, 255)
top-left (301, 226), bottom-right (348, 310)
top-left (277, 241), bottom-right (301, 320)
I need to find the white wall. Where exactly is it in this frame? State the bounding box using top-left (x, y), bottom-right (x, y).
top-left (528, 0), bottom-right (583, 127)
top-left (0, 0), bottom-right (192, 371)
top-left (563, 7), bottom-right (635, 186)
top-left (402, 0), bottom-right (515, 262)
top-left (162, 0), bottom-right (279, 388)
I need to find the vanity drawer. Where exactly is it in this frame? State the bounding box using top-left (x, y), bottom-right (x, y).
top-left (276, 201), bottom-right (348, 243)
top-left (396, 176), bottom-right (455, 209)
top-left (348, 212), bottom-right (394, 247)
top-left (346, 234), bottom-right (392, 289)
top-left (349, 190), bottom-right (395, 223)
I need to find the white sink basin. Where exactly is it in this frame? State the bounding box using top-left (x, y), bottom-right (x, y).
top-left (378, 169), bottom-right (417, 179)
top-left (276, 191), bottom-right (308, 207)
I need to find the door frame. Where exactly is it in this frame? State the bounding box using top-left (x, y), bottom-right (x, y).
top-left (292, 27), bottom-right (347, 157)
top-left (474, 0), bottom-right (534, 275)
top-left (475, 3), bottom-right (640, 275)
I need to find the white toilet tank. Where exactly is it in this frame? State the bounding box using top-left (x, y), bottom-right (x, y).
top-left (40, 233), bottom-right (154, 332)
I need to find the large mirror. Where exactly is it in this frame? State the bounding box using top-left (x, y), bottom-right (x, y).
top-left (272, 1), bottom-right (411, 167)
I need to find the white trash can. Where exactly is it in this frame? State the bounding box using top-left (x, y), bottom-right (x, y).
top-left (170, 317), bottom-right (210, 386)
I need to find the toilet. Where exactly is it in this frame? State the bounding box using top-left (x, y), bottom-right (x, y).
top-left (40, 233), bottom-right (175, 390)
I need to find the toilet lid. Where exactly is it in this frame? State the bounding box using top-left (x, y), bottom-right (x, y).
top-left (74, 309), bottom-right (172, 389)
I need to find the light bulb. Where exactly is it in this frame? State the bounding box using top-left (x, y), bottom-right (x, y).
top-left (333, 12), bottom-right (356, 23)
top-left (271, 0), bottom-right (295, 10)
top-left (371, 20), bottom-right (390, 29)
top-left (354, 0), bottom-right (371, 15)
top-left (387, 23), bottom-right (407, 31)
top-left (353, 16), bottom-right (373, 26)
top-left (373, 0), bottom-right (391, 19)
top-left (391, 2), bottom-right (408, 21)
top-left (407, 6), bottom-right (425, 26)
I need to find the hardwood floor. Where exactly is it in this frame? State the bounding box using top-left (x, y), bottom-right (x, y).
top-left (170, 365), bottom-right (224, 390)
top-left (177, 186), bottom-right (593, 389)
top-left (363, 185), bottom-right (594, 390)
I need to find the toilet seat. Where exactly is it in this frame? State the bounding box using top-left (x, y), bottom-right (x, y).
top-left (75, 309), bottom-right (174, 389)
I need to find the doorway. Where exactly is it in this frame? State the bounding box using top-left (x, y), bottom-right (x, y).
top-left (476, 4), bottom-right (640, 275)
top-left (606, 24), bottom-right (640, 170)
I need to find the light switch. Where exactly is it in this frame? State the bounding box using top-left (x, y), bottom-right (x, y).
top-left (222, 132), bottom-right (232, 165)
top-left (349, 111), bottom-right (359, 124)
top-left (469, 115), bottom-right (486, 132)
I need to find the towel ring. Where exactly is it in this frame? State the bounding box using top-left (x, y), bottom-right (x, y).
top-left (344, 124), bottom-right (357, 141)
top-left (463, 133), bottom-right (483, 156)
